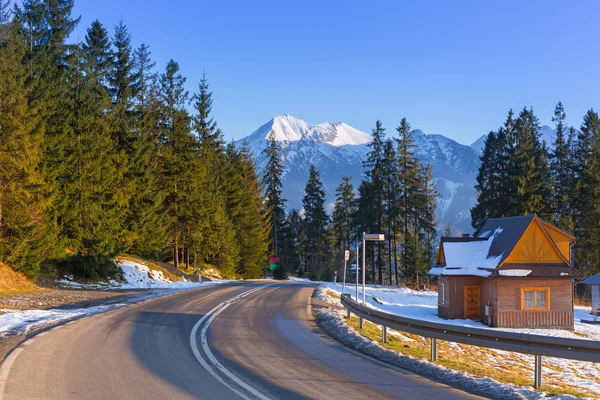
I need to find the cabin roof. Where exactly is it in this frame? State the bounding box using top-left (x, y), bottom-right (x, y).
top-left (429, 215), bottom-right (582, 278)
top-left (582, 273), bottom-right (600, 285)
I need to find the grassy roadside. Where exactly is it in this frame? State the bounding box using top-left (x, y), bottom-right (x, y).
top-left (343, 315), bottom-right (592, 398)
top-left (0, 263), bottom-right (40, 295)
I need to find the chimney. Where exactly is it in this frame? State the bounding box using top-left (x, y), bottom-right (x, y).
top-left (462, 233), bottom-right (470, 238)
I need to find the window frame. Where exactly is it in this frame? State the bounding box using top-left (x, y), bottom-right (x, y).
top-left (520, 287), bottom-right (550, 311)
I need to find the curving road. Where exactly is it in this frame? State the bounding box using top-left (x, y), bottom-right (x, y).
top-left (1, 282), bottom-right (482, 399)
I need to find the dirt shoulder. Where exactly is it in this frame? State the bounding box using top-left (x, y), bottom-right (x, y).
top-left (0, 288), bottom-right (151, 363)
top-left (0, 288), bottom-right (149, 311)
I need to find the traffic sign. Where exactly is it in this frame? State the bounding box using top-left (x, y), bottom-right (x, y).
top-left (344, 250), bottom-right (350, 261)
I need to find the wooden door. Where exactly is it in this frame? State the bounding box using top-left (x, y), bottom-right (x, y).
top-left (464, 286), bottom-right (480, 319)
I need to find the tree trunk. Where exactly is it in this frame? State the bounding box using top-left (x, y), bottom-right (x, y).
top-left (174, 237), bottom-right (179, 269)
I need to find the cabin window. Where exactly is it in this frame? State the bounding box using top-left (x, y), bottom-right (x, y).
top-left (439, 283), bottom-right (446, 305)
top-left (521, 288), bottom-right (550, 310)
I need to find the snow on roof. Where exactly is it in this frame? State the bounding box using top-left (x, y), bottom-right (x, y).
top-left (428, 228), bottom-right (504, 277)
top-left (498, 269), bottom-right (532, 277)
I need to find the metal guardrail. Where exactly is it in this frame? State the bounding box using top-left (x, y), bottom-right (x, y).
top-left (340, 293), bottom-right (600, 388)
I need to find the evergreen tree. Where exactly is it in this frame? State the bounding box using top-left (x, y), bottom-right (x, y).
top-left (572, 110), bottom-right (600, 276)
top-left (262, 132), bottom-right (286, 258)
top-left (363, 121), bottom-right (386, 284)
top-left (82, 20), bottom-right (111, 87)
top-left (280, 209), bottom-right (302, 276)
top-left (471, 131), bottom-right (503, 231)
top-left (15, 0), bottom-right (80, 261)
top-left (511, 107), bottom-right (554, 220)
top-left (395, 118), bottom-right (419, 283)
top-left (131, 43), bottom-right (156, 108)
top-left (0, 18), bottom-right (46, 278)
top-left (190, 73), bottom-right (237, 275)
top-left (332, 176), bottom-right (355, 281)
top-left (381, 139), bottom-right (398, 285)
top-left (550, 102), bottom-right (574, 231)
top-left (443, 222), bottom-right (453, 237)
top-left (158, 59), bottom-right (198, 269)
top-left (226, 142), bottom-right (269, 279)
top-left (123, 42), bottom-right (166, 256)
top-left (302, 165), bottom-right (329, 280)
top-left (0, 0), bottom-right (9, 24)
top-left (416, 165), bottom-right (437, 287)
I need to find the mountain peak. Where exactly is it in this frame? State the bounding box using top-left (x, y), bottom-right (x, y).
top-left (243, 115), bottom-right (372, 147)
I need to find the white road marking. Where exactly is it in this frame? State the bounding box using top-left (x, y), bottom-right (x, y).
top-left (21, 339), bottom-right (35, 346)
top-left (0, 348), bottom-right (23, 400)
top-left (190, 286), bottom-right (271, 400)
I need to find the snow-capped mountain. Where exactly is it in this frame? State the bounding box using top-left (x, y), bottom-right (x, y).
top-left (239, 115), bottom-right (481, 233)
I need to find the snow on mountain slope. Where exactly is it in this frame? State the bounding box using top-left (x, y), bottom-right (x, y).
top-left (239, 115), bottom-right (481, 233)
top-left (245, 115), bottom-right (372, 147)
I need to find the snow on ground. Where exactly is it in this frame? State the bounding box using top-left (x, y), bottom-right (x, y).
top-left (58, 260), bottom-right (223, 290)
top-left (287, 277), bottom-right (312, 283)
top-left (318, 282), bottom-right (600, 399)
top-left (1, 260), bottom-right (224, 337)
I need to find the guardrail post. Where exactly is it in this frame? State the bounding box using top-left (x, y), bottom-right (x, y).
top-left (347, 309), bottom-right (351, 318)
top-left (534, 355), bottom-right (542, 388)
top-left (430, 338), bottom-right (437, 362)
top-left (382, 326), bottom-right (387, 343)
top-left (359, 317), bottom-right (363, 329)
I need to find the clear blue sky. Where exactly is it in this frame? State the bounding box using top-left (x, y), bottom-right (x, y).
top-left (70, 0), bottom-right (600, 145)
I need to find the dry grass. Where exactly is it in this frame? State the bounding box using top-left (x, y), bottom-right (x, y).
top-left (0, 263), bottom-right (40, 294)
top-left (344, 315), bottom-right (592, 398)
top-left (116, 255), bottom-right (183, 282)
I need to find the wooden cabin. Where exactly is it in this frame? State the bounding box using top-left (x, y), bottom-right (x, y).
top-left (428, 215), bottom-right (582, 329)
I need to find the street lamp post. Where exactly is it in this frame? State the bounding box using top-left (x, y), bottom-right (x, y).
top-left (360, 232), bottom-right (385, 329)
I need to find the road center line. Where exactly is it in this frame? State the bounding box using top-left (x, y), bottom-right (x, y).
top-left (189, 286), bottom-right (271, 400)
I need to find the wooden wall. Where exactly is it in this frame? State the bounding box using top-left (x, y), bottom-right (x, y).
top-left (437, 276), bottom-right (486, 320)
top-left (541, 222), bottom-right (573, 262)
top-left (505, 220), bottom-right (564, 263)
top-left (492, 277), bottom-right (573, 329)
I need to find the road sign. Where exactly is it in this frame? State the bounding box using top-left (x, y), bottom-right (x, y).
top-left (344, 250), bottom-right (350, 261)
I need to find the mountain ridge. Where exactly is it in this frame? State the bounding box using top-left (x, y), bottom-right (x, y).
top-left (238, 115), bottom-right (482, 233)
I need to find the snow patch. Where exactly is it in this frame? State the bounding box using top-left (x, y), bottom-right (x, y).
top-left (498, 269), bottom-right (532, 277)
top-left (429, 228), bottom-right (504, 277)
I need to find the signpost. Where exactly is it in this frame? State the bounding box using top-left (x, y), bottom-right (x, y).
top-left (342, 250), bottom-right (350, 294)
top-left (269, 257), bottom-right (279, 272)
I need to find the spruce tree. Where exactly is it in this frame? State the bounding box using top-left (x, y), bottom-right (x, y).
top-left (332, 176), bottom-right (356, 281)
top-left (302, 165), bottom-right (329, 280)
top-left (395, 118), bottom-right (419, 283)
top-left (280, 209), bottom-right (302, 276)
top-left (124, 42), bottom-right (167, 256)
top-left (262, 132), bottom-right (286, 258)
top-left (158, 59), bottom-right (197, 269)
top-left (0, 18), bottom-right (46, 278)
top-left (572, 110), bottom-right (600, 276)
top-left (550, 102), bottom-right (574, 231)
top-left (226, 142), bottom-right (268, 279)
top-left (15, 0), bottom-right (80, 261)
top-left (363, 121), bottom-right (386, 284)
top-left (511, 108), bottom-right (554, 219)
top-left (471, 131), bottom-right (503, 231)
top-left (381, 139), bottom-right (398, 285)
top-left (190, 73), bottom-right (237, 274)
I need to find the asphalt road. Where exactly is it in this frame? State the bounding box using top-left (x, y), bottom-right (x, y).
top-left (1, 282), bottom-right (483, 399)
